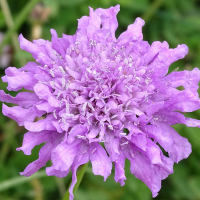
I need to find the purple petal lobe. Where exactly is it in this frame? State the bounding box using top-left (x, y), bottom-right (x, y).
top-left (51, 139), bottom-right (82, 171)
top-left (0, 90), bottom-right (39, 108)
top-left (2, 104), bottom-right (44, 126)
top-left (16, 130), bottom-right (50, 155)
top-left (90, 142), bottom-right (112, 181)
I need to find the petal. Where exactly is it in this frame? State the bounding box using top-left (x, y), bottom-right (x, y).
top-left (149, 44), bottom-right (188, 78)
top-left (67, 124), bottom-right (88, 144)
top-left (104, 133), bottom-right (120, 161)
top-left (36, 101), bottom-right (55, 113)
top-left (114, 154), bottom-right (126, 186)
top-left (20, 132), bottom-right (63, 177)
top-left (184, 117), bottom-right (200, 128)
top-left (163, 90), bottom-right (200, 112)
top-left (129, 150), bottom-right (161, 197)
top-left (165, 68), bottom-right (200, 96)
top-left (51, 139), bottom-right (82, 171)
top-left (3, 67), bottom-right (37, 91)
top-left (16, 130), bottom-right (50, 155)
top-left (0, 90), bottom-right (39, 108)
top-left (90, 142), bottom-right (112, 181)
top-left (117, 17), bottom-right (145, 46)
top-left (34, 83), bottom-right (52, 100)
top-left (46, 166), bottom-right (70, 178)
top-left (2, 104), bottom-right (44, 126)
top-left (51, 29), bottom-right (66, 59)
top-left (24, 114), bottom-right (56, 132)
top-left (141, 124), bottom-right (173, 152)
top-left (158, 123), bottom-right (192, 163)
top-left (69, 151), bottom-right (90, 200)
top-left (145, 101), bottom-right (164, 116)
top-left (94, 5), bottom-right (120, 41)
top-left (19, 34), bottom-right (46, 59)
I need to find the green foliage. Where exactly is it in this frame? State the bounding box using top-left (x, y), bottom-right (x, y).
top-left (0, 0), bottom-right (200, 199)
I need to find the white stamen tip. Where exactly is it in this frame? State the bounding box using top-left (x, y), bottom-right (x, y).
top-left (49, 69), bottom-right (55, 77)
top-left (91, 148), bottom-right (97, 154)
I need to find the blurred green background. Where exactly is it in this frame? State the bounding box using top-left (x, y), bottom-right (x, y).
top-left (0, 0), bottom-right (200, 200)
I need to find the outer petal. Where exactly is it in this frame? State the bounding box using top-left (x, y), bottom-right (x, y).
top-left (149, 44), bottom-right (188, 78)
top-left (117, 17), bottom-right (145, 46)
top-left (129, 150), bottom-right (161, 197)
top-left (69, 150), bottom-right (90, 200)
top-left (95, 5), bottom-right (120, 41)
top-left (141, 124), bottom-right (173, 152)
top-left (16, 130), bottom-right (50, 155)
top-left (184, 118), bottom-right (200, 128)
top-left (2, 67), bottom-right (37, 91)
top-left (20, 132), bottom-right (63, 177)
top-left (51, 139), bottom-right (82, 171)
top-left (114, 153), bottom-right (126, 186)
top-left (19, 34), bottom-right (47, 59)
top-left (0, 90), bottom-right (39, 108)
top-left (2, 104), bottom-right (44, 126)
top-left (104, 133), bottom-right (120, 161)
top-left (163, 90), bottom-right (200, 112)
top-left (90, 142), bottom-right (112, 181)
top-left (46, 166), bottom-right (70, 178)
top-left (158, 123), bottom-right (192, 163)
top-left (164, 68), bottom-right (200, 96)
top-left (24, 114), bottom-right (56, 132)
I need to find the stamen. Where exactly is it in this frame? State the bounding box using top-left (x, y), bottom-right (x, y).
top-left (105, 32), bottom-right (110, 39)
top-left (66, 102), bottom-right (69, 113)
top-left (59, 66), bottom-right (65, 75)
top-left (91, 148), bottom-right (97, 154)
top-left (77, 135), bottom-right (86, 139)
top-left (56, 91), bottom-right (61, 99)
top-left (59, 99), bottom-right (63, 108)
top-left (88, 102), bottom-right (95, 111)
top-left (111, 114), bottom-right (118, 119)
top-left (82, 102), bottom-right (87, 112)
top-left (49, 69), bottom-right (55, 77)
top-left (120, 141), bottom-right (129, 146)
top-left (120, 132), bottom-right (127, 136)
top-left (53, 110), bottom-right (57, 119)
top-left (62, 77), bottom-right (66, 88)
top-left (118, 66), bottom-right (122, 71)
top-left (65, 113), bottom-right (74, 117)
top-left (107, 125), bottom-right (114, 130)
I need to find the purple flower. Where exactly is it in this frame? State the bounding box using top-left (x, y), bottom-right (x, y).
top-left (1, 5), bottom-right (200, 199)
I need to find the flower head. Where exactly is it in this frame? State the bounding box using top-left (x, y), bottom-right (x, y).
top-left (1, 5), bottom-right (200, 199)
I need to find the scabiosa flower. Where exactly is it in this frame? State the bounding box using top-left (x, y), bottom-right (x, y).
top-left (1, 5), bottom-right (200, 199)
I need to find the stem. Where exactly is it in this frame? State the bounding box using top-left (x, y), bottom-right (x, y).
top-left (0, 170), bottom-right (46, 192)
top-left (0, 0), bottom-right (40, 53)
top-left (63, 163), bottom-right (89, 200)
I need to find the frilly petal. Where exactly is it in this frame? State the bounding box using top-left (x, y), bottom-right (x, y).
top-left (114, 154), bottom-right (126, 186)
top-left (117, 17), bottom-right (145, 46)
top-left (69, 151), bottom-right (90, 200)
top-left (51, 139), bottom-right (82, 171)
top-left (2, 67), bottom-right (37, 91)
top-left (20, 132), bottom-right (63, 177)
top-left (24, 114), bottom-right (56, 132)
top-left (0, 90), bottom-right (39, 108)
top-left (2, 104), bottom-right (44, 126)
top-left (16, 130), bottom-right (50, 155)
top-left (90, 142), bottom-right (112, 181)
